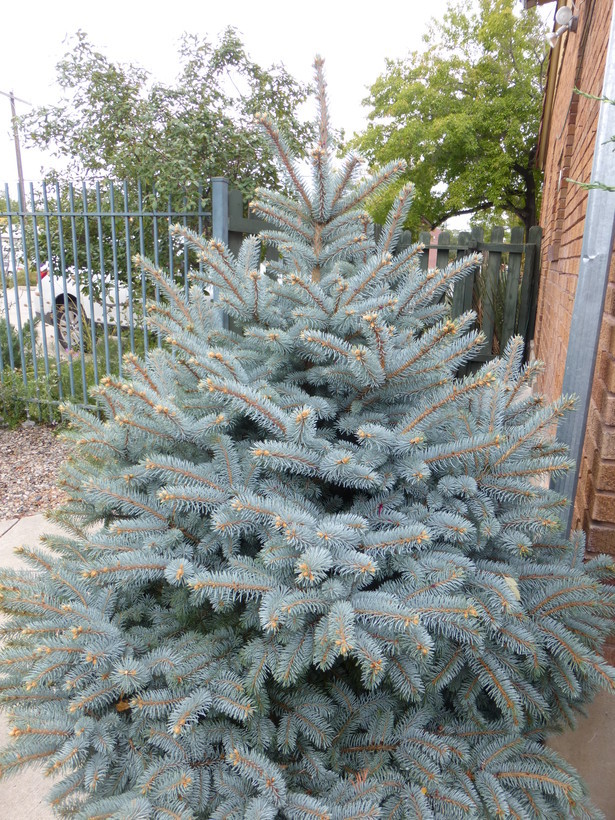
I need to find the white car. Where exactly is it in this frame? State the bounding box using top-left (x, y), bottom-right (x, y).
top-left (34, 266), bottom-right (131, 351)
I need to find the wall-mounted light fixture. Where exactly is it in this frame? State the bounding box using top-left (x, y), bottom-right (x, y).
top-left (547, 4), bottom-right (579, 48)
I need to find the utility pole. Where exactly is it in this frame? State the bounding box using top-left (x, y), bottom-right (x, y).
top-left (0, 89), bottom-right (31, 212)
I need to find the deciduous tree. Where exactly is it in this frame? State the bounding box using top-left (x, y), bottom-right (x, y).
top-left (21, 28), bottom-right (313, 204)
top-left (353, 0), bottom-right (547, 235)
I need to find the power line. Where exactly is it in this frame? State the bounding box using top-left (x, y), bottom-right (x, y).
top-left (0, 90), bottom-right (32, 106)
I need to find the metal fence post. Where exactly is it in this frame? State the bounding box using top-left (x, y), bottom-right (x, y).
top-left (553, 7), bottom-right (615, 534)
top-left (211, 177), bottom-right (229, 330)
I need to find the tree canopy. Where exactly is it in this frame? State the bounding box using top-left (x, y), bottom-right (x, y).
top-left (352, 0), bottom-right (547, 234)
top-left (21, 28), bottom-right (314, 203)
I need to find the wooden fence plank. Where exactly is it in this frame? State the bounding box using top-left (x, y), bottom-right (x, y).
top-left (467, 225), bottom-right (483, 324)
top-left (517, 225), bottom-right (541, 346)
top-left (451, 231), bottom-right (471, 317)
top-left (419, 231), bottom-right (431, 271)
top-left (481, 226), bottom-right (504, 356)
top-left (436, 231), bottom-right (451, 273)
top-left (500, 225), bottom-right (525, 351)
top-left (526, 225), bottom-right (543, 345)
top-left (398, 228), bottom-right (413, 253)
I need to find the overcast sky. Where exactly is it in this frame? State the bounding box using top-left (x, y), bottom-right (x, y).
top-left (1, 0), bottom-right (555, 190)
top-left (0, 0), bottom-right (458, 185)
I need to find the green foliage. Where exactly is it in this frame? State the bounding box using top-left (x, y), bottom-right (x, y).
top-left (0, 61), bottom-right (613, 819)
top-left (0, 316), bottom-right (34, 371)
top-left (15, 28), bottom-right (314, 292)
top-left (0, 323), bottom-right (154, 426)
top-left (352, 0), bottom-right (546, 234)
top-left (0, 366), bottom-right (61, 427)
top-left (20, 28), bottom-right (314, 205)
top-left (0, 316), bottom-right (60, 425)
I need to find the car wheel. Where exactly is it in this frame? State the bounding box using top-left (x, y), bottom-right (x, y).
top-left (56, 298), bottom-right (91, 353)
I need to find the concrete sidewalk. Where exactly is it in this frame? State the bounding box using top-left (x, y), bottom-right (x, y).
top-left (0, 515), bottom-right (61, 819)
top-left (0, 515), bottom-right (614, 818)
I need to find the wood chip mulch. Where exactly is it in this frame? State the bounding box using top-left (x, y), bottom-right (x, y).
top-left (0, 424), bottom-right (72, 520)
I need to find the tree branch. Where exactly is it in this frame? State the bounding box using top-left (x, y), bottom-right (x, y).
top-left (426, 201), bottom-right (494, 229)
top-left (504, 199), bottom-right (527, 221)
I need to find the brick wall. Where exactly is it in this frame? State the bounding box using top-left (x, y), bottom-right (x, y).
top-left (534, 0), bottom-right (615, 561)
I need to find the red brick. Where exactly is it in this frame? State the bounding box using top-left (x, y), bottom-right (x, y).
top-left (602, 394), bottom-right (615, 426)
top-left (586, 401), bottom-right (603, 447)
top-left (601, 638), bottom-right (615, 667)
top-left (599, 314), bottom-right (615, 354)
top-left (598, 352), bottom-right (609, 382)
top-left (593, 424), bottom-right (615, 460)
top-left (589, 490), bottom-right (615, 523)
top-left (593, 378), bottom-right (615, 425)
top-left (594, 460), bottom-right (615, 493)
top-left (586, 521), bottom-right (615, 553)
top-left (534, 0), bottom-right (615, 548)
top-left (605, 356), bottom-right (615, 394)
top-left (592, 373), bottom-right (605, 406)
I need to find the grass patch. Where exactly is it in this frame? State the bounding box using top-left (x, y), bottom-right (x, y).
top-left (13, 268), bottom-right (40, 287)
top-left (0, 324), bottom-right (160, 427)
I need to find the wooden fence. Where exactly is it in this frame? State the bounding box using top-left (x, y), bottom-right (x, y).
top-left (419, 225), bottom-right (543, 365)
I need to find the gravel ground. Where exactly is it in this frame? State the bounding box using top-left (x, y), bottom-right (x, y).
top-left (0, 424), bottom-right (71, 520)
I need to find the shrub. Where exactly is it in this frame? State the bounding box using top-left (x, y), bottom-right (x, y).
top-left (0, 60), bottom-right (613, 819)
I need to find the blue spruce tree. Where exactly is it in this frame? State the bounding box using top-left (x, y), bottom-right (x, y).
top-left (1, 59), bottom-right (614, 819)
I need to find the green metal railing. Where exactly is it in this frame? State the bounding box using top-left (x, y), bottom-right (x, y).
top-left (0, 180), bottom-right (212, 417)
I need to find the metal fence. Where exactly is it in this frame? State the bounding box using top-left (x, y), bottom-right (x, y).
top-left (0, 179), bottom-right (219, 419)
top-left (0, 178), bottom-right (541, 420)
